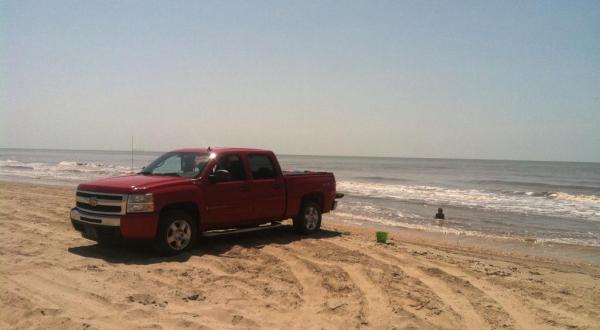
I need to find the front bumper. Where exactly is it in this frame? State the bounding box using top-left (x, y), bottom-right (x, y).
top-left (70, 208), bottom-right (159, 240)
top-left (70, 208), bottom-right (121, 226)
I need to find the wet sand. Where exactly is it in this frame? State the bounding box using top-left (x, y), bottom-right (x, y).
top-left (327, 213), bottom-right (600, 266)
top-left (1, 181), bottom-right (599, 329)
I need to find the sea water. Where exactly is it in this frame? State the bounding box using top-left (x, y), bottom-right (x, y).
top-left (1, 148), bottom-right (599, 249)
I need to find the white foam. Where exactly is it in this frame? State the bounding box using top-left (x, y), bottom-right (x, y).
top-left (0, 159), bottom-right (137, 182)
top-left (337, 181), bottom-right (600, 221)
top-left (553, 192), bottom-right (600, 204)
top-left (331, 211), bottom-right (600, 247)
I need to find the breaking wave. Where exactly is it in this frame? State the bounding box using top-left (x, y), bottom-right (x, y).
top-left (355, 176), bottom-right (409, 183)
top-left (332, 211), bottom-right (600, 247)
top-left (0, 159), bottom-right (137, 183)
top-left (470, 179), bottom-right (600, 193)
top-left (337, 181), bottom-right (600, 221)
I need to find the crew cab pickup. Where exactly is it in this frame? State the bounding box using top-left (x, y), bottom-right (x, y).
top-left (71, 148), bottom-right (343, 254)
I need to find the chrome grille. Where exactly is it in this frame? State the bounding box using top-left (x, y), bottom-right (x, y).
top-left (76, 190), bottom-right (127, 215)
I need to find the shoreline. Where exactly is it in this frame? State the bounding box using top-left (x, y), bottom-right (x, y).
top-left (1, 181), bottom-right (599, 329)
top-left (2, 178), bottom-right (598, 265)
top-left (327, 213), bottom-right (600, 266)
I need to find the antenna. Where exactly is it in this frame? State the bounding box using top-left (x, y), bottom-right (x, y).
top-left (131, 136), bottom-right (134, 173)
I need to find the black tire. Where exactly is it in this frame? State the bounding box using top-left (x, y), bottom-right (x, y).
top-left (293, 201), bottom-right (322, 234)
top-left (153, 210), bottom-right (197, 256)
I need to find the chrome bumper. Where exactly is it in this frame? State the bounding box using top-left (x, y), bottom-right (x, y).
top-left (70, 208), bottom-right (121, 226)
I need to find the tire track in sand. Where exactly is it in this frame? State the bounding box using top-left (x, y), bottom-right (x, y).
top-left (342, 263), bottom-right (396, 329)
top-left (267, 241), bottom-right (380, 328)
top-left (420, 259), bottom-right (548, 330)
top-left (262, 246), bottom-right (328, 310)
top-left (368, 244), bottom-right (540, 329)
top-left (346, 244), bottom-right (488, 330)
top-left (261, 245), bottom-right (343, 329)
top-left (292, 239), bottom-right (455, 329)
top-left (6, 273), bottom-right (131, 329)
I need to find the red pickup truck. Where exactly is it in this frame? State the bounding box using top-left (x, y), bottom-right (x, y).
top-left (70, 148), bottom-right (342, 255)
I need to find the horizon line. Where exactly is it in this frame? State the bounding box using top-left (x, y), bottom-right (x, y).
top-left (1, 146), bottom-right (598, 164)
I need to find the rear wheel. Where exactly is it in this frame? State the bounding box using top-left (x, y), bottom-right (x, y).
top-left (154, 210), bottom-right (197, 255)
top-left (293, 202), bottom-right (321, 234)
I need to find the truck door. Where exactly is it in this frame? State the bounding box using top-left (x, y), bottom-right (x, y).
top-left (247, 154), bottom-right (286, 222)
top-left (201, 154), bottom-right (253, 229)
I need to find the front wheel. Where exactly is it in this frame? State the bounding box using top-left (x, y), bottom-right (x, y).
top-left (154, 210), bottom-right (196, 255)
top-left (293, 202), bottom-right (321, 234)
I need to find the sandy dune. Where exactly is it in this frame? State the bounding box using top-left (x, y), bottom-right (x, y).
top-left (1, 182), bottom-right (599, 329)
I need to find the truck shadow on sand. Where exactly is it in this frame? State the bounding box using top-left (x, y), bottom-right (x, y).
top-left (67, 225), bottom-right (342, 265)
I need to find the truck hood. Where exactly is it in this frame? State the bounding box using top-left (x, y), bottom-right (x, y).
top-left (77, 174), bottom-right (190, 193)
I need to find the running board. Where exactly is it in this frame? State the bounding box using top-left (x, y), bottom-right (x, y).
top-left (200, 222), bottom-right (283, 237)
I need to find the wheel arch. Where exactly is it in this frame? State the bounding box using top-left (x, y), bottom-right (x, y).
top-left (300, 192), bottom-right (324, 211)
top-left (159, 202), bottom-right (200, 227)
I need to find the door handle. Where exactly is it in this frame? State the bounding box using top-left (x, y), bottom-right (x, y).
top-left (240, 186), bottom-right (250, 192)
top-left (273, 183), bottom-right (283, 189)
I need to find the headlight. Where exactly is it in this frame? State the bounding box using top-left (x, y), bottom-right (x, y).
top-left (127, 193), bottom-right (154, 213)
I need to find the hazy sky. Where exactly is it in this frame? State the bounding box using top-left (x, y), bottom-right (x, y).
top-left (1, 1), bottom-right (599, 161)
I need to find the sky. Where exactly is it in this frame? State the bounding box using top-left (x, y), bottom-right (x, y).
top-left (1, 1), bottom-right (599, 162)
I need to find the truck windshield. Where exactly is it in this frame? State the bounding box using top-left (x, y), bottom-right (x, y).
top-left (140, 152), bottom-right (210, 178)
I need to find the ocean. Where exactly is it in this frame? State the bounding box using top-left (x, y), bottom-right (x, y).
top-left (1, 148), bottom-right (599, 248)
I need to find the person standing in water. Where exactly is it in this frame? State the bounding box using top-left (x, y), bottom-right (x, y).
top-left (435, 208), bottom-right (445, 220)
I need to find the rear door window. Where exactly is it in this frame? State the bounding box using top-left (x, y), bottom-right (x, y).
top-left (249, 154), bottom-right (277, 180)
top-left (211, 154), bottom-right (246, 181)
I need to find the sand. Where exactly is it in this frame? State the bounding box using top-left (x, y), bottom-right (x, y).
top-left (1, 181), bottom-right (599, 329)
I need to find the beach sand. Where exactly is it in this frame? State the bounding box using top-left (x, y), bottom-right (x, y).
top-left (1, 181), bottom-right (599, 329)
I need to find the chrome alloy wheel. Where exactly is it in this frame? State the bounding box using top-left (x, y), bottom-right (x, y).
top-left (166, 220), bottom-right (192, 250)
top-left (304, 206), bottom-right (319, 230)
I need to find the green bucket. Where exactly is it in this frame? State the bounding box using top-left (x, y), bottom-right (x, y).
top-left (376, 231), bottom-right (388, 243)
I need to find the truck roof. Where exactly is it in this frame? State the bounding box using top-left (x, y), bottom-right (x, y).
top-left (172, 147), bottom-right (272, 154)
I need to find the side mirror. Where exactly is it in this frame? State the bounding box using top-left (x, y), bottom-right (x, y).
top-left (208, 169), bottom-right (232, 183)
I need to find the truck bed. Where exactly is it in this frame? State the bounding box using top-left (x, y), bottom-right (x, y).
top-left (283, 170), bottom-right (336, 217)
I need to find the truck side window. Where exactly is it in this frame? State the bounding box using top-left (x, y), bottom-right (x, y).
top-left (249, 155), bottom-right (276, 180)
top-left (212, 154), bottom-right (246, 181)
